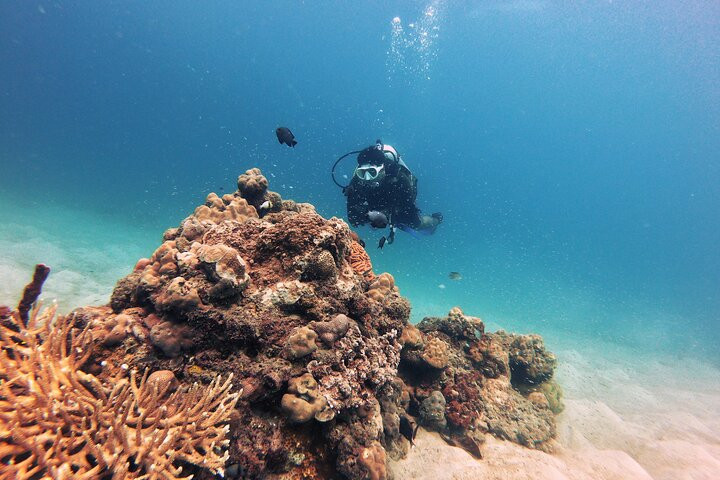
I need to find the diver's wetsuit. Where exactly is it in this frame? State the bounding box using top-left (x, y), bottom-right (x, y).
top-left (345, 161), bottom-right (423, 229)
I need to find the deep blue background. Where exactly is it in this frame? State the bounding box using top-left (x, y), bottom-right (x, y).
top-left (1, 1), bottom-right (718, 360)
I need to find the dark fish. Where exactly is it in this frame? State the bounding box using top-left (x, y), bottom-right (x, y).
top-left (357, 237), bottom-right (366, 248)
top-left (367, 210), bottom-right (389, 229)
top-left (399, 415), bottom-right (419, 446)
top-left (275, 126), bottom-right (297, 147)
top-left (449, 272), bottom-right (462, 281)
top-left (378, 236), bottom-right (386, 249)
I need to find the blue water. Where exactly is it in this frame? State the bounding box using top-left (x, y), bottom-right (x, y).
top-left (1, 1), bottom-right (718, 363)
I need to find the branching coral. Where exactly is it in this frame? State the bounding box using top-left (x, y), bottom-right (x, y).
top-left (0, 307), bottom-right (239, 480)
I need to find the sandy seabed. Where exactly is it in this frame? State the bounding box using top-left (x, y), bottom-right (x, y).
top-left (1, 201), bottom-right (718, 480)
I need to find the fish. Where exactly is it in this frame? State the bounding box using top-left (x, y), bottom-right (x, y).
top-left (449, 272), bottom-right (462, 280)
top-left (367, 210), bottom-right (389, 229)
top-left (275, 127), bottom-right (297, 147)
top-left (399, 415), bottom-right (419, 446)
top-left (259, 200), bottom-right (272, 211)
top-left (378, 236), bottom-right (386, 249)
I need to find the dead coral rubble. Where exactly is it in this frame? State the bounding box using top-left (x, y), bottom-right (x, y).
top-left (32, 167), bottom-right (562, 479)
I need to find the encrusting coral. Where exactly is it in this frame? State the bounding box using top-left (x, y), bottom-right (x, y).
top-left (4, 167), bottom-right (564, 479)
top-left (0, 306), bottom-right (239, 480)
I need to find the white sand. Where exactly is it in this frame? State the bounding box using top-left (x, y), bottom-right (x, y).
top-left (0, 198), bottom-right (154, 312)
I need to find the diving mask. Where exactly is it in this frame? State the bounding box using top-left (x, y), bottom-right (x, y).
top-left (355, 163), bottom-right (385, 181)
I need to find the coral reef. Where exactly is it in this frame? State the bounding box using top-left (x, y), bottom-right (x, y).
top-left (4, 168), bottom-right (563, 479)
top-left (0, 306), bottom-right (238, 480)
top-left (399, 307), bottom-right (562, 455)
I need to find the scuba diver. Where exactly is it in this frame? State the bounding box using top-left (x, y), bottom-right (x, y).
top-left (332, 140), bottom-right (442, 247)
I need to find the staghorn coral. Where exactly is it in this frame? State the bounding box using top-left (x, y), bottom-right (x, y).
top-left (0, 307), bottom-right (239, 480)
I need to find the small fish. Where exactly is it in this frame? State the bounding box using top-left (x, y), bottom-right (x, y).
top-left (449, 272), bottom-right (462, 280)
top-left (367, 210), bottom-right (389, 229)
top-left (438, 284), bottom-right (446, 289)
top-left (275, 126), bottom-right (297, 147)
top-left (259, 200), bottom-right (272, 211)
top-left (378, 236), bottom-right (386, 249)
top-left (399, 415), bottom-right (419, 446)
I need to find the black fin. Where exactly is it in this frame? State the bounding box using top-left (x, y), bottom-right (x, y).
top-left (277, 137), bottom-right (283, 144)
top-left (291, 140), bottom-right (298, 147)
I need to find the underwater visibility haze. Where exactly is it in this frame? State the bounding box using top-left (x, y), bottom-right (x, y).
top-left (1, 1), bottom-right (719, 479)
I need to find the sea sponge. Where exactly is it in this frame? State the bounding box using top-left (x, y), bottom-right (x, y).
top-left (193, 192), bottom-right (257, 224)
top-left (312, 313), bottom-right (353, 346)
top-left (367, 273), bottom-right (395, 302)
top-left (280, 373), bottom-right (328, 423)
top-left (348, 240), bottom-right (375, 280)
top-left (357, 441), bottom-right (387, 480)
top-left (0, 307), bottom-right (239, 480)
top-left (237, 167), bottom-right (269, 202)
top-left (419, 390), bottom-right (447, 430)
top-left (198, 243), bottom-right (251, 300)
top-left (421, 337), bottom-right (450, 370)
top-left (285, 326), bottom-right (318, 359)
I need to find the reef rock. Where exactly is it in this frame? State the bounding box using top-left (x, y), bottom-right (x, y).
top-left (59, 170), bottom-right (563, 479)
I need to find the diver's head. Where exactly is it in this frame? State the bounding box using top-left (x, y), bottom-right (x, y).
top-left (351, 141), bottom-right (400, 186)
top-left (356, 141), bottom-right (400, 166)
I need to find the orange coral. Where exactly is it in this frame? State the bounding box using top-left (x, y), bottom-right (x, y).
top-left (348, 240), bottom-right (375, 280)
top-left (0, 307), bottom-right (239, 480)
